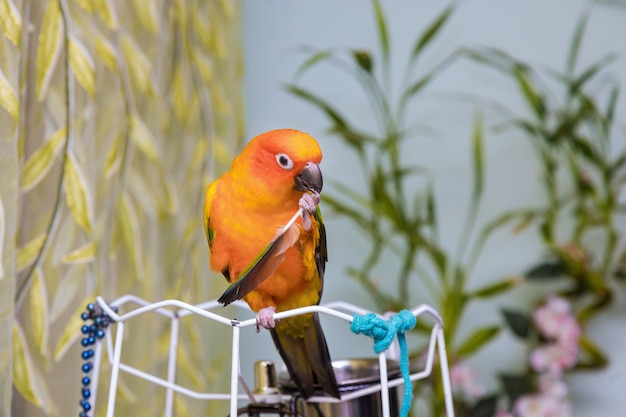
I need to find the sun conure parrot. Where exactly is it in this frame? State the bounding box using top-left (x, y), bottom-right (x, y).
top-left (203, 129), bottom-right (340, 399)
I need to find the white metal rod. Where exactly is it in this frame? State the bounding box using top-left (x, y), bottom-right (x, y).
top-left (164, 316), bottom-right (180, 417)
top-left (230, 324), bottom-right (241, 417)
top-left (89, 338), bottom-right (103, 414)
top-left (379, 353), bottom-right (390, 417)
top-left (105, 322), bottom-right (125, 417)
top-left (437, 326), bottom-right (455, 417)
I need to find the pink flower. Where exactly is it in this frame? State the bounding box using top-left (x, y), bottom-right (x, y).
top-left (449, 362), bottom-right (485, 400)
top-left (538, 373), bottom-right (568, 399)
top-left (529, 343), bottom-right (578, 374)
top-left (533, 296), bottom-right (580, 343)
top-left (514, 393), bottom-right (573, 417)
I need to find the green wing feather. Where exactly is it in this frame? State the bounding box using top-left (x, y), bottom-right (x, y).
top-left (217, 209), bottom-right (302, 305)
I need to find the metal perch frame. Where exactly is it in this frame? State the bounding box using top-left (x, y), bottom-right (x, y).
top-left (90, 295), bottom-right (456, 417)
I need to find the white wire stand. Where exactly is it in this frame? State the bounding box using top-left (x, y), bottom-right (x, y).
top-left (91, 295), bottom-right (455, 417)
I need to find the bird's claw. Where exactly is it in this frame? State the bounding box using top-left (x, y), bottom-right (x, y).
top-left (299, 192), bottom-right (320, 231)
top-left (255, 306), bottom-right (276, 333)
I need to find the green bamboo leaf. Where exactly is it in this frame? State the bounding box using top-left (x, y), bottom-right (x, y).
top-left (130, 113), bottom-right (159, 161)
top-left (118, 193), bottom-right (144, 280)
top-left (30, 267), bottom-right (49, 356)
top-left (468, 394), bottom-right (498, 417)
top-left (132, 0), bottom-right (160, 34)
top-left (53, 293), bottom-right (94, 361)
top-left (93, 0), bottom-right (118, 29)
top-left (566, 10), bottom-right (590, 76)
top-left (472, 110), bottom-right (485, 197)
top-left (16, 233), bottom-right (46, 272)
top-left (455, 325), bottom-right (500, 358)
top-left (61, 241), bottom-right (96, 264)
top-left (502, 308), bottom-right (532, 339)
top-left (64, 151), bottom-right (94, 235)
top-left (0, 0), bottom-right (21, 46)
top-left (95, 33), bottom-right (118, 72)
top-left (468, 276), bottom-right (520, 299)
top-left (35, 0), bottom-right (63, 101)
top-left (352, 49), bottom-right (373, 73)
top-left (513, 64), bottom-right (545, 120)
top-left (21, 126), bottom-right (67, 192)
top-left (120, 34), bottom-right (155, 96)
top-left (371, 0), bottom-right (390, 66)
top-left (0, 65), bottom-right (19, 119)
top-left (294, 48), bottom-right (333, 80)
top-left (0, 195), bottom-right (4, 278)
top-left (499, 373), bottom-right (535, 404)
top-left (69, 37), bottom-right (96, 95)
top-left (409, 4), bottom-right (453, 64)
top-left (285, 84), bottom-right (349, 129)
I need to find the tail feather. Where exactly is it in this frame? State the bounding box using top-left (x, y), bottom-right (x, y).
top-left (270, 313), bottom-right (340, 399)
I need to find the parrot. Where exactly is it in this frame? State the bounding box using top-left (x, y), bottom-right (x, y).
top-left (203, 128), bottom-right (340, 399)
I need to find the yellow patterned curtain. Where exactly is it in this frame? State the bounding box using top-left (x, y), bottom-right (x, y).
top-left (0, 0), bottom-right (244, 416)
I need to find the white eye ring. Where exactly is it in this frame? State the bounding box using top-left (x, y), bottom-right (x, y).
top-left (275, 153), bottom-right (293, 170)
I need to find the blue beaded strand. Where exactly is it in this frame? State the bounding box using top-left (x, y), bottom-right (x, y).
top-left (78, 302), bottom-right (116, 417)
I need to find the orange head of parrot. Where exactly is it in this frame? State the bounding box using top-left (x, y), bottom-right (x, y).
top-left (232, 129), bottom-right (323, 205)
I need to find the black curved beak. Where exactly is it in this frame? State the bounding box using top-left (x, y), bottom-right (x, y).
top-left (294, 162), bottom-right (323, 193)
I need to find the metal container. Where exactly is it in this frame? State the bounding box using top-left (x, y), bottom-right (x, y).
top-left (278, 358), bottom-right (401, 417)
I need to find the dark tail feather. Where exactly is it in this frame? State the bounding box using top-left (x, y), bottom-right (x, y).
top-left (270, 313), bottom-right (340, 399)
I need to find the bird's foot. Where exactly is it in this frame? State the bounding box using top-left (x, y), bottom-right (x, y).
top-left (255, 306), bottom-right (276, 333)
top-left (299, 191), bottom-right (320, 231)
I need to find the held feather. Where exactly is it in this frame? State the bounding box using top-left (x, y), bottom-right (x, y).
top-left (217, 209), bottom-right (303, 305)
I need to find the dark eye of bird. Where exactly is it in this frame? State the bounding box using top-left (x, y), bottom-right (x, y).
top-left (275, 153), bottom-right (293, 169)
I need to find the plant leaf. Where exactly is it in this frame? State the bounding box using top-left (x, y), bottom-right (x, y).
top-left (21, 126), bottom-right (67, 192)
top-left (499, 372), bottom-right (535, 404)
top-left (513, 64), bottom-right (545, 120)
top-left (566, 10), bottom-right (590, 76)
top-left (0, 67), bottom-right (19, 119)
top-left (53, 292), bottom-right (95, 361)
top-left (352, 49), bottom-right (373, 73)
top-left (293, 48), bottom-right (333, 80)
top-left (409, 4), bottom-right (453, 64)
top-left (525, 261), bottom-right (566, 280)
top-left (502, 308), bottom-right (532, 339)
top-left (371, 0), bottom-right (390, 66)
top-left (468, 394), bottom-right (498, 417)
top-left (130, 113), bottom-right (159, 161)
top-left (69, 36), bottom-right (96, 95)
top-left (472, 110), bottom-right (485, 197)
top-left (61, 241), bottom-right (96, 264)
top-left (64, 151), bottom-right (94, 235)
top-left (35, 0), bottom-right (63, 101)
top-left (0, 0), bottom-right (22, 46)
top-left (17, 233), bottom-right (46, 272)
top-left (30, 267), bottom-right (49, 356)
top-left (468, 276), bottom-right (520, 299)
top-left (455, 325), bottom-right (500, 358)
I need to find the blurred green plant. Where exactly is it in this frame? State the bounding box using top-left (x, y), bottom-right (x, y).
top-left (288, 1), bottom-right (519, 416)
top-left (289, 1), bottom-right (624, 416)
top-left (462, 5), bottom-right (626, 409)
top-left (0, 1), bottom-right (243, 416)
